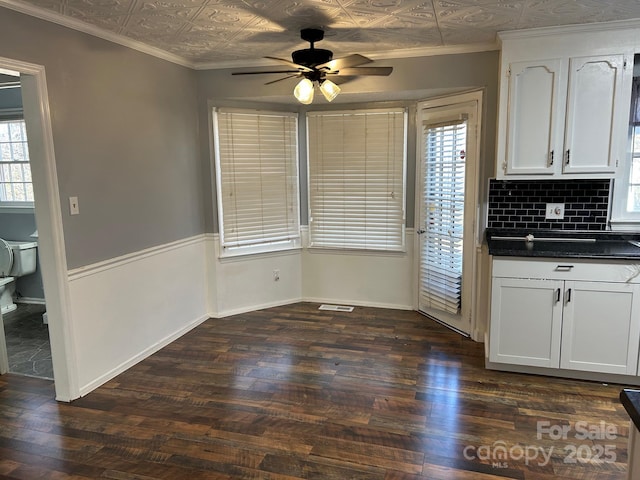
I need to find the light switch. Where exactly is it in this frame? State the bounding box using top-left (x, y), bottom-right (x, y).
top-left (69, 196), bottom-right (79, 215)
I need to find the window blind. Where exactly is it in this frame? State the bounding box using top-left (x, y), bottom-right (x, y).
top-left (307, 109), bottom-right (406, 251)
top-left (420, 120), bottom-right (466, 314)
top-left (214, 109), bottom-right (300, 250)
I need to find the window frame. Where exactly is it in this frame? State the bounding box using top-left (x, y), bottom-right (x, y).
top-left (305, 107), bottom-right (408, 252)
top-left (611, 129), bottom-right (640, 230)
top-left (212, 107), bottom-right (302, 258)
top-left (611, 71), bottom-right (640, 229)
top-left (0, 117), bottom-right (35, 211)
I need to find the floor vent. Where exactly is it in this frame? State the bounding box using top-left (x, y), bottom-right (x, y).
top-left (319, 304), bottom-right (354, 312)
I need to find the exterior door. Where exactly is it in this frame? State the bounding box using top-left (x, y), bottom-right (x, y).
top-left (416, 94), bottom-right (480, 335)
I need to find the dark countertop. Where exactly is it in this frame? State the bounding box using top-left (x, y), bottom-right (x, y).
top-left (486, 228), bottom-right (640, 260)
top-left (621, 389), bottom-right (640, 431)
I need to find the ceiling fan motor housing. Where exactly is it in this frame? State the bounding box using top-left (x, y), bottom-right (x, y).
top-left (292, 48), bottom-right (333, 68)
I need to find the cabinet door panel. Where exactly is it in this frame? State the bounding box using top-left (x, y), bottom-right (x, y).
top-left (489, 278), bottom-right (563, 367)
top-left (505, 60), bottom-right (562, 176)
top-left (560, 281), bottom-right (640, 374)
top-left (563, 55), bottom-right (624, 174)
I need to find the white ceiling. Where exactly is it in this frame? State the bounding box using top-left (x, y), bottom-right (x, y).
top-left (5, 0), bottom-right (640, 68)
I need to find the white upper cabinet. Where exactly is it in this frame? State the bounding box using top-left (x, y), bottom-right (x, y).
top-left (563, 55), bottom-right (628, 174)
top-left (505, 59), bottom-right (562, 175)
top-left (496, 25), bottom-right (635, 179)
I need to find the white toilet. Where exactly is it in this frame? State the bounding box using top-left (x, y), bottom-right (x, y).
top-left (0, 238), bottom-right (38, 315)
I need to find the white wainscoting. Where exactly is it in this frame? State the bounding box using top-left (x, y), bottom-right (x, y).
top-left (301, 229), bottom-right (414, 310)
top-left (67, 235), bottom-right (209, 396)
top-left (207, 234), bottom-right (303, 318)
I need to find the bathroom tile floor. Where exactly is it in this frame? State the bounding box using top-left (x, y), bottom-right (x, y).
top-left (2, 303), bottom-right (53, 379)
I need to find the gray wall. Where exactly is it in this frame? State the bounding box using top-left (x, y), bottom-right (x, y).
top-left (196, 51), bottom-right (499, 232)
top-left (0, 82), bottom-right (22, 111)
top-left (0, 7), bottom-right (203, 269)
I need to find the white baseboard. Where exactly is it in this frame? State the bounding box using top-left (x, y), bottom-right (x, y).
top-left (303, 297), bottom-right (413, 311)
top-left (79, 313), bottom-right (210, 397)
top-left (211, 298), bottom-right (301, 319)
top-left (213, 298), bottom-right (414, 319)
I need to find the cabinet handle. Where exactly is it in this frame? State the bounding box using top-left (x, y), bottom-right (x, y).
top-left (565, 149), bottom-right (570, 165)
top-left (555, 265), bottom-right (574, 271)
top-left (566, 288), bottom-right (572, 303)
top-left (555, 288), bottom-right (561, 303)
top-left (549, 150), bottom-right (554, 166)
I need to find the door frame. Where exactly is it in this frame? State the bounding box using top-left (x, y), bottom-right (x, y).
top-left (413, 89), bottom-right (483, 338)
top-left (0, 56), bottom-right (77, 401)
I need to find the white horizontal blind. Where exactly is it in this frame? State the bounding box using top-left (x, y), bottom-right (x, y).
top-left (307, 109), bottom-right (406, 250)
top-left (420, 119), bottom-right (466, 315)
top-left (214, 109), bottom-right (300, 250)
top-left (0, 119), bottom-right (33, 203)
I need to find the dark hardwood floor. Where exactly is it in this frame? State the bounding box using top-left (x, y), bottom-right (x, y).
top-left (0, 303), bottom-right (632, 479)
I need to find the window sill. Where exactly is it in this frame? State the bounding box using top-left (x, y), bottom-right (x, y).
top-left (218, 241), bottom-right (302, 262)
top-left (305, 245), bottom-right (407, 256)
top-left (609, 220), bottom-right (640, 232)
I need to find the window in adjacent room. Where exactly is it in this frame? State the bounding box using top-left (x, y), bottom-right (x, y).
top-left (213, 108), bottom-right (300, 256)
top-left (612, 56), bottom-right (640, 227)
top-left (628, 76), bottom-right (640, 214)
top-left (0, 119), bottom-right (33, 205)
top-left (306, 108), bottom-right (407, 251)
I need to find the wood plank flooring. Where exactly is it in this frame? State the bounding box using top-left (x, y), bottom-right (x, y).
top-left (0, 302), bottom-right (632, 479)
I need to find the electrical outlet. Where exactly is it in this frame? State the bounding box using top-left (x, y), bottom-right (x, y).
top-left (545, 203), bottom-right (565, 220)
top-left (273, 269), bottom-right (280, 282)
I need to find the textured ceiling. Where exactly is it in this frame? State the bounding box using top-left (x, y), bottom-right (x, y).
top-left (5, 0), bottom-right (640, 68)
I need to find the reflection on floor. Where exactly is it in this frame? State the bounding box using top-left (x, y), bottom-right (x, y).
top-left (2, 303), bottom-right (53, 379)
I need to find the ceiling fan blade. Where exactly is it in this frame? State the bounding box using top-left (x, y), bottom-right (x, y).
top-left (264, 75), bottom-right (300, 85)
top-left (316, 54), bottom-right (372, 71)
top-left (232, 70), bottom-right (302, 76)
top-left (335, 66), bottom-right (393, 76)
top-left (264, 56), bottom-right (313, 72)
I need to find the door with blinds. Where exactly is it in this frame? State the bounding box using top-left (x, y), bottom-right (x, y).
top-left (416, 97), bottom-right (480, 335)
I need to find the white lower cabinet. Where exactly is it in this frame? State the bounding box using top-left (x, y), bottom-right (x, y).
top-left (490, 278), bottom-right (563, 368)
top-left (489, 258), bottom-right (640, 376)
top-left (560, 281), bottom-right (640, 375)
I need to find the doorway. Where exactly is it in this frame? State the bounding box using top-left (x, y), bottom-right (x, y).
top-left (0, 76), bottom-right (52, 379)
top-left (0, 56), bottom-right (76, 401)
top-left (415, 91), bottom-right (482, 336)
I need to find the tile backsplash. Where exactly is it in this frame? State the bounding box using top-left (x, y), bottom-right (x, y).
top-left (487, 179), bottom-right (610, 230)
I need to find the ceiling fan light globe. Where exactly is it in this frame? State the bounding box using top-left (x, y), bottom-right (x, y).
top-left (294, 78), bottom-right (314, 104)
top-left (320, 80), bottom-right (341, 102)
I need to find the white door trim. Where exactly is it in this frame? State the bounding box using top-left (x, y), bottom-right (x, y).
top-left (0, 56), bottom-right (78, 401)
top-left (414, 89), bottom-right (484, 337)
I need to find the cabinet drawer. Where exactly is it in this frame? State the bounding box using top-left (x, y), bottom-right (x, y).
top-left (492, 257), bottom-right (640, 283)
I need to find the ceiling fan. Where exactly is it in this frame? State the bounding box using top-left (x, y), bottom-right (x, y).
top-left (231, 28), bottom-right (393, 104)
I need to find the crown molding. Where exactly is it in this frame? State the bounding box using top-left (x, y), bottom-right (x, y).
top-left (365, 41), bottom-right (500, 61)
top-left (0, 0), bottom-right (195, 69)
top-left (498, 18), bottom-right (640, 41)
top-left (194, 41), bottom-right (500, 70)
